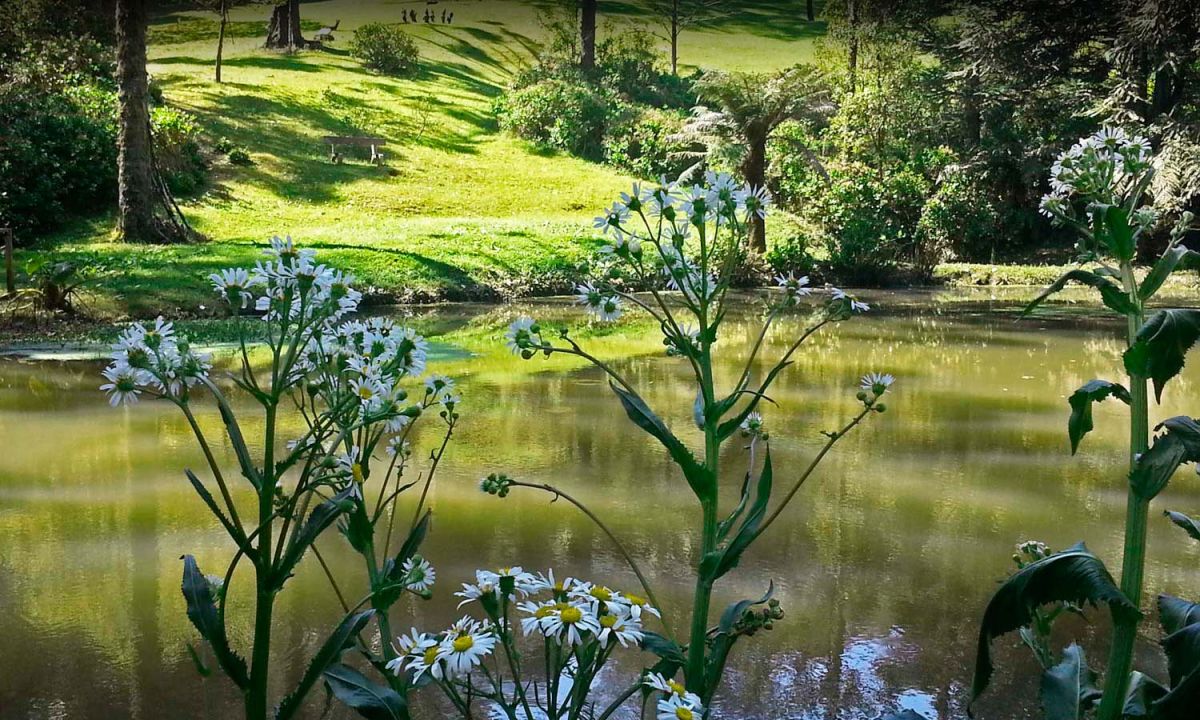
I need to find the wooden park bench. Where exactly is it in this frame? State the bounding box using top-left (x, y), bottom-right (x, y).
top-left (323, 136), bottom-right (387, 165)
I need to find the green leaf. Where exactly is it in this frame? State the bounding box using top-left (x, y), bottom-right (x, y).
top-left (700, 450), bottom-right (773, 582)
top-left (340, 495), bottom-right (373, 554)
top-left (275, 486), bottom-right (355, 590)
top-left (180, 555), bottom-right (249, 690)
top-left (275, 610), bottom-right (375, 720)
top-left (1023, 269), bottom-right (1137, 317)
top-left (1140, 246), bottom-right (1200, 301)
top-left (640, 631), bottom-right (686, 664)
top-left (323, 664), bottom-right (409, 720)
top-left (1154, 668), bottom-right (1200, 719)
top-left (1103, 205), bottom-right (1135, 262)
top-left (1066, 380), bottom-right (1131, 455)
top-left (185, 642), bottom-right (212, 678)
top-left (1123, 671), bottom-right (1168, 716)
top-left (1160, 595), bottom-right (1200, 636)
top-left (1040, 643), bottom-right (1100, 720)
top-left (1130, 417), bottom-right (1200, 500)
top-left (1162, 622), bottom-right (1200, 689)
top-left (1123, 310), bottom-right (1200, 402)
top-left (377, 511), bottom-right (433, 608)
top-left (1165, 510), bottom-right (1200, 543)
top-left (609, 381), bottom-right (714, 499)
top-left (971, 542), bottom-right (1138, 705)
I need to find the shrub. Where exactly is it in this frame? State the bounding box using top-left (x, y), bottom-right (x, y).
top-left (766, 231), bottom-right (819, 279)
top-left (495, 78), bottom-right (616, 160)
top-left (603, 108), bottom-right (690, 179)
top-left (151, 106), bottom-right (206, 195)
top-left (350, 23), bottom-right (419, 76)
top-left (595, 31), bottom-right (694, 109)
top-left (227, 147), bottom-right (252, 166)
top-left (916, 167), bottom-right (999, 262)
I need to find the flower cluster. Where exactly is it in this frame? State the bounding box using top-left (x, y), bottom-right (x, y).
top-left (387, 618), bottom-right (498, 682)
top-left (1039, 127), bottom-right (1153, 220)
top-left (101, 317), bottom-right (213, 406)
top-left (856, 372), bottom-right (894, 411)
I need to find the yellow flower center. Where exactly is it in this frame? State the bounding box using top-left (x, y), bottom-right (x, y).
top-left (535, 606), bottom-right (554, 619)
top-left (452, 634), bottom-right (474, 653)
top-left (560, 607), bottom-right (583, 624)
top-left (668, 680), bottom-right (687, 696)
top-left (599, 615), bottom-right (617, 629)
top-left (422, 647), bottom-right (439, 665)
top-left (625, 593), bottom-right (646, 607)
top-left (589, 587), bottom-right (612, 602)
top-left (675, 708), bottom-right (694, 720)
top-left (358, 385), bottom-right (374, 399)
top-left (351, 463), bottom-right (364, 484)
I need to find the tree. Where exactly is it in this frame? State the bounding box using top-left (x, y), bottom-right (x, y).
top-left (646, 0), bottom-right (726, 75)
top-left (681, 66), bottom-right (832, 252)
top-left (807, 0), bottom-right (816, 22)
top-left (115, 0), bottom-right (154, 242)
top-left (580, 0), bottom-right (597, 69)
top-left (265, 0), bottom-right (305, 50)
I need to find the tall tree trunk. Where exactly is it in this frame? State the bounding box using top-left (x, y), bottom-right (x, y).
top-left (806, 0), bottom-right (815, 22)
top-left (670, 0), bottom-right (679, 75)
top-left (265, 0), bottom-right (305, 50)
top-left (215, 0), bottom-right (227, 82)
top-left (580, 0), bottom-right (597, 70)
top-left (743, 136), bottom-right (768, 254)
top-left (116, 0), bottom-right (154, 243)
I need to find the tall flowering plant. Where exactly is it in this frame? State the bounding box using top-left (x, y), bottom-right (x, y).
top-left (971, 129), bottom-right (1200, 720)
top-left (100, 238), bottom-right (456, 720)
top-left (488, 172), bottom-right (892, 716)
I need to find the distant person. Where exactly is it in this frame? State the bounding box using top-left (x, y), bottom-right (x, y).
top-left (448, 12), bottom-right (454, 23)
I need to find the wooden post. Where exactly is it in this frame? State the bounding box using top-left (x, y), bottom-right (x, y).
top-left (3, 227), bottom-right (14, 297)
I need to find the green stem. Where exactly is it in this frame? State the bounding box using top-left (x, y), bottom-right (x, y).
top-left (1097, 272), bottom-right (1149, 720)
top-left (247, 402), bottom-right (278, 720)
top-left (685, 498), bottom-right (717, 694)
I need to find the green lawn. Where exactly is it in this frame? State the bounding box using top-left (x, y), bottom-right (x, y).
top-left (26, 0), bottom-right (826, 319)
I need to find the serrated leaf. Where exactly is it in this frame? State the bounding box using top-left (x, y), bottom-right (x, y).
top-left (609, 381), bottom-right (714, 500)
top-left (323, 664), bottom-right (409, 720)
top-left (1123, 671), bottom-right (1168, 716)
top-left (700, 450), bottom-right (773, 582)
top-left (1103, 205), bottom-right (1135, 262)
top-left (1160, 595), bottom-right (1200, 636)
top-left (1040, 643), bottom-right (1100, 720)
top-left (640, 631), bottom-right (685, 664)
top-left (971, 542), bottom-right (1138, 705)
top-left (1130, 417), bottom-right (1200, 500)
top-left (181, 555), bottom-right (249, 690)
top-left (275, 610), bottom-right (375, 720)
top-left (1123, 310), bottom-right (1200, 402)
top-left (1141, 246), bottom-right (1200, 301)
top-left (1023, 269), bottom-right (1137, 317)
top-left (1165, 510), bottom-right (1200, 542)
top-left (1066, 380), bottom-right (1130, 454)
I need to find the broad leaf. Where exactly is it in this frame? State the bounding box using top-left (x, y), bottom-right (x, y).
top-left (1165, 510), bottom-right (1200, 542)
top-left (378, 511), bottom-right (434, 608)
top-left (275, 610), bottom-right (375, 720)
top-left (1130, 417), bottom-right (1200, 500)
top-left (609, 381), bottom-right (714, 500)
top-left (700, 450), bottom-right (773, 582)
top-left (1162, 622), bottom-right (1200, 688)
top-left (1124, 671), bottom-right (1168, 716)
top-left (323, 664), bottom-right (409, 720)
top-left (340, 495), bottom-right (373, 554)
top-left (971, 542), bottom-right (1138, 704)
top-left (1160, 595), bottom-right (1200, 636)
top-left (1066, 380), bottom-right (1130, 454)
top-left (275, 486), bottom-right (356, 590)
top-left (1154, 667), bottom-right (1200, 719)
top-left (180, 555), bottom-right (249, 689)
top-left (1024, 269), bottom-right (1137, 317)
top-left (1141, 246), bottom-right (1200, 301)
top-left (1123, 310), bottom-right (1200, 402)
top-left (1102, 205), bottom-right (1135, 262)
top-left (1040, 643), bottom-right (1100, 720)
top-left (640, 631), bottom-right (686, 664)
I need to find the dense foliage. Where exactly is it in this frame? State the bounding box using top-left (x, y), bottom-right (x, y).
top-left (350, 22), bottom-right (419, 76)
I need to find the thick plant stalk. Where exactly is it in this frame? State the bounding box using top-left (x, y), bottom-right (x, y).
top-left (1097, 280), bottom-right (1149, 720)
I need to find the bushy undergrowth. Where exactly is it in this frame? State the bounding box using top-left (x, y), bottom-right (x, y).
top-left (0, 40), bottom-right (206, 239)
top-left (351, 22), bottom-right (419, 76)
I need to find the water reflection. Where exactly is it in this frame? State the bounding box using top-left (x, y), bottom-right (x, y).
top-left (1, 290), bottom-right (1198, 719)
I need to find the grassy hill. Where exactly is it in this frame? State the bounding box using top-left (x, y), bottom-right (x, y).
top-left (31, 0), bottom-right (826, 319)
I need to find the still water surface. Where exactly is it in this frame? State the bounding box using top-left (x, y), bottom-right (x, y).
top-left (2, 290), bottom-right (1199, 719)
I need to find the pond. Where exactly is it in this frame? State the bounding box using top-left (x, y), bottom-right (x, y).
top-left (2, 289), bottom-right (1198, 719)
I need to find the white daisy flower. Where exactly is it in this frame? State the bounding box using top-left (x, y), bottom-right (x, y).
top-left (505, 317), bottom-right (544, 355)
top-left (438, 618), bottom-right (496, 678)
top-left (775, 272), bottom-right (811, 298)
top-left (596, 606), bottom-right (643, 648)
top-left (860, 372), bottom-right (895, 396)
top-left (540, 599), bottom-right (600, 647)
top-left (656, 694), bottom-right (703, 720)
top-left (100, 363), bottom-right (149, 406)
top-left (388, 628), bottom-right (437, 676)
top-left (402, 556), bottom-right (436, 593)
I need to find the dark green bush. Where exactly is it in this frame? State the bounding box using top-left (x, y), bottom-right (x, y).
top-left (350, 23), bottom-right (419, 76)
top-left (765, 232), bottom-right (819, 279)
top-left (495, 78), bottom-right (616, 161)
top-left (604, 108), bottom-right (690, 179)
top-left (917, 167), bottom-right (1000, 262)
top-left (151, 106), bottom-right (206, 195)
top-left (227, 147), bottom-right (253, 166)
